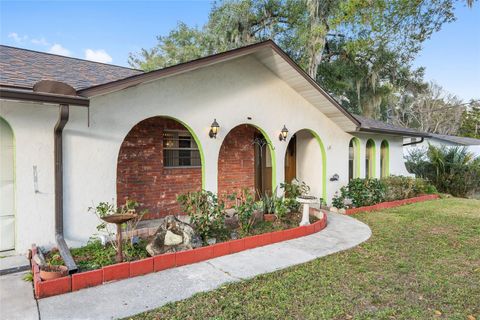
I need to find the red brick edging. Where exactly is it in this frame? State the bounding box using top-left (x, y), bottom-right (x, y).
top-left (345, 194), bottom-right (440, 215)
top-left (31, 213), bottom-right (328, 299)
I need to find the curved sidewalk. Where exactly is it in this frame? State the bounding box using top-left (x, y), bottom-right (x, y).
top-left (38, 213), bottom-right (372, 320)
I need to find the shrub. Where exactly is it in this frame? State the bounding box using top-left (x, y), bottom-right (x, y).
top-left (331, 178), bottom-right (386, 209)
top-left (406, 145), bottom-right (480, 197)
top-left (280, 179), bottom-right (311, 212)
top-left (381, 176), bottom-right (437, 201)
top-left (177, 190), bottom-right (226, 244)
top-left (273, 196), bottom-right (288, 220)
top-left (229, 189), bottom-right (257, 235)
top-left (332, 176), bottom-right (438, 209)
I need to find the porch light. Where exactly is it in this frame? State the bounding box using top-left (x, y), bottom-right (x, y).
top-left (209, 119), bottom-right (219, 138)
top-left (279, 125), bottom-right (288, 141)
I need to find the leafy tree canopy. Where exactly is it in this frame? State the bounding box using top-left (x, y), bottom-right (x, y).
top-left (129, 0), bottom-right (476, 132)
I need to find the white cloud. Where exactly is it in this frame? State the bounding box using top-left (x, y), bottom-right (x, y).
top-left (84, 49), bottom-right (113, 63)
top-left (31, 37), bottom-right (49, 46)
top-left (48, 44), bottom-right (72, 56)
top-left (8, 32), bottom-right (28, 44)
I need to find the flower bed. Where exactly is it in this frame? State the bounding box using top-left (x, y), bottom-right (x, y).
top-left (345, 194), bottom-right (440, 215)
top-left (31, 211), bottom-right (328, 299)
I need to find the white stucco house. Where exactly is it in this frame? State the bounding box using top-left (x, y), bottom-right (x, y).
top-left (0, 40), bottom-right (427, 261)
top-left (404, 133), bottom-right (480, 158)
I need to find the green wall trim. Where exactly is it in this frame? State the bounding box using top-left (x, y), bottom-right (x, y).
top-left (351, 137), bottom-right (361, 178)
top-left (366, 139), bottom-right (376, 178)
top-left (251, 125), bottom-right (277, 192)
top-left (307, 130), bottom-right (327, 202)
top-left (381, 140), bottom-right (390, 177)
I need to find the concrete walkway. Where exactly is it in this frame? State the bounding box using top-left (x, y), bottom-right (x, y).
top-left (1, 213), bottom-right (371, 320)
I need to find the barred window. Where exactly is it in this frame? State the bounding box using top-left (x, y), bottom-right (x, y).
top-left (163, 130), bottom-right (201, 167)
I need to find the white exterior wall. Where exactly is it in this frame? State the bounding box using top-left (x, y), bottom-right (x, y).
top-left (1, 55), bottom-right (412, 252)
top-left (0, 102), bottom-right (58, 252)
top-left (295, 130), bottom-right (323, 199)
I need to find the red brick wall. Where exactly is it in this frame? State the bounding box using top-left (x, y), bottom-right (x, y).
top-left (117, 117), bottom-right (202, 219)
top-left (218, 124), bottom-right (257, 205)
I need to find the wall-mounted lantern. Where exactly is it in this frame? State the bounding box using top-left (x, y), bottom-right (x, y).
top-left (209, 119), bottom-right (220, 138)
top-left (279, 125), bottom-right (289, 141)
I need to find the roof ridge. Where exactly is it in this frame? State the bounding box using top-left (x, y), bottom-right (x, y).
top-left (0, 44), bottom-right (143, 72)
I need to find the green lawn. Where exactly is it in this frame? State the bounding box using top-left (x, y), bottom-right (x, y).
top-left (129, 198), bottom-right (480, 320)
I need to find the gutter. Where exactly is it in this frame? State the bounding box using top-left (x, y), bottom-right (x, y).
top-left (54, 104), bottom-right (78, 274)
top-left (358, 127), bottom-right (430, 138)
top-left (0, 87), bottom-right (89, 106)
top-left (403, 137), bottom-right (425, 147)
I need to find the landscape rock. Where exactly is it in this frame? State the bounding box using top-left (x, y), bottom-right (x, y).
top-left (164, 230), bottom-right (183, 246)
top-left (146, 215), bottom-right (200, 256)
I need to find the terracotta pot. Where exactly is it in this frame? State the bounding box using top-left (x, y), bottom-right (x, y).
top-left (264, 214), bottom-right (276, 222)
top-left (40, 265), bottom-right (68, 281)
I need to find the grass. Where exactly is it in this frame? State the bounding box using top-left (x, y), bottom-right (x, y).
top-left (128, 198), bottom-right (480, 320)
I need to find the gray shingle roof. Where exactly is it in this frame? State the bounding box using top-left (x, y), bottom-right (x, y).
top-left (352, 114), bottom-right (430, 137)
top-left (0, 45), bottom-right (143, 91)
top-left (429, 133), bottom-right (480, 146)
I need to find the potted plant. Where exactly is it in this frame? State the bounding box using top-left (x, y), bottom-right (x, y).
top-left (39, 251), bottom-right (68, 280)
top-left (259, 192), bottom-right (276, 222)
top-left (40, 265), bottom-right (68, 281)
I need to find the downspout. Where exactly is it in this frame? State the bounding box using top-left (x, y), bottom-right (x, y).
top-left (403, 137), bottom-right (425, 147)
top-left (54, 104), bottom-right (78, 274)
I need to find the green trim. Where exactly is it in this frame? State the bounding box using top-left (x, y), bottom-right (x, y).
top-left (251, 125), bottom-right (277, 191)
top-left (350, 137), bottom-right (361, 178)
top-left (380, 140), bottom-right (390, 177)
top-left (306, 130), bottom-right (327, 202)
top-left (0, 117), bottom-right (16, 251)
top-left (366, 139), bottom-right (376, 178)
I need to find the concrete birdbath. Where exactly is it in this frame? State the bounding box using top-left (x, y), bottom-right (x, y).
top-left (101, 213), bottom-right (136, 262)
top-left (296, 196), bottom-right (319, 226)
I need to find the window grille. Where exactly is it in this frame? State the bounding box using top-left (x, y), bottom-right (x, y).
top-left (163, 130), bottom-right (201, 167)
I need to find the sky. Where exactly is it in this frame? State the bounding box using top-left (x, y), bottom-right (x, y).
top-left (1, 1), bottom-right (479, 101)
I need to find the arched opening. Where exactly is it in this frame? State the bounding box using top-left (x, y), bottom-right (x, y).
top-left (380, 140), bottom-right (390, 178)
top-left (218, 124), bottom-right (275, 203)
top-left (365, 139), bottom-right (376, 178)
top-left (117, 116), bottom-right (204, 219)
top-left (0, 117), bottom-right (15, 251)
top-left (348, 137), bottom-right (361, 180)
top-left (284, 129), bottom-right (326, 201)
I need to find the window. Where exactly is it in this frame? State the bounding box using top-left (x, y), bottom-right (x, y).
top-left (348, 140), bottom-right (354, 180)
top-left (365, 139), bottom-right (376, 178)
top-left (380, 140), bottom-right (389, 178)
top-left (163, 130), bottom-right (201, 167)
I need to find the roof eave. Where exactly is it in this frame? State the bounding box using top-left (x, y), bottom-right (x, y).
top-left (356, 127), bottom-right (430, 138)
top-left (0, 87), bottom-right (90, 107)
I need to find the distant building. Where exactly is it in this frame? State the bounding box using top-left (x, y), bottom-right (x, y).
top-left (404, 133), bottom-right (480, 157)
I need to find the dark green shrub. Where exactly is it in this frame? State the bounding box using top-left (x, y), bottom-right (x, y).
top-left (331, 178), bottom-right (386, 209)
top-left (381, 176), bottom-right (437, 201)
top-left (177, 190), bottom-right (226, 244)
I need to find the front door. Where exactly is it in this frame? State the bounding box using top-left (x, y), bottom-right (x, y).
top-left (284, 135), bottom-right (296, 183)
top-left (0, 118), bottom-right (15, 252)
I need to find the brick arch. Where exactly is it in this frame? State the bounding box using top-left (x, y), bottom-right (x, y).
top-left (116, 116), bottom-right (203, 219)
top-left (217, 124), bottom-right (275, 203)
